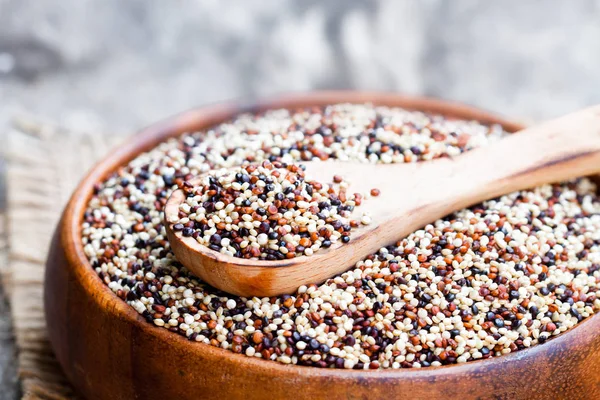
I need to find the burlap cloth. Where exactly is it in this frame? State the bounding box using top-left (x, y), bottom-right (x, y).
top-left (4, 118), bottom-right (126, 399)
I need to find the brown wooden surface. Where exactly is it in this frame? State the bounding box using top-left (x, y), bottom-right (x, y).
top-left (165, 106), bottom-right (600, 296)
top-left (44, 92), bottom-right (600, 399)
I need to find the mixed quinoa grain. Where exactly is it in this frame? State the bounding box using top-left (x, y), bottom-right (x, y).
top-left (82, 104), bottom-right (600, 369)
top-left (171, 161), bottom-right (370, 259)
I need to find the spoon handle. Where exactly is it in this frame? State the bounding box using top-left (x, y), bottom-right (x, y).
top-left (447, 105), bottom-right (600, 207)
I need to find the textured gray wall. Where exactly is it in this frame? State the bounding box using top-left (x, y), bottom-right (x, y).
top-left (2, 0), bottom-right (600, 134)
top-left (2, 1), bottom-right (600, 398)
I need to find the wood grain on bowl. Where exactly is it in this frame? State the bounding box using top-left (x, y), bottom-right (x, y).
top-left (45, 92), bottom-right (600, 399)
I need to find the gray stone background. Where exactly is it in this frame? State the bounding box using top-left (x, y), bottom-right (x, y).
top-left (2, 0), bottom-right (600, 398)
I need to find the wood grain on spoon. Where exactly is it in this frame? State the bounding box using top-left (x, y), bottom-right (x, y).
top-left (165, 105), bottom-right (600, 297)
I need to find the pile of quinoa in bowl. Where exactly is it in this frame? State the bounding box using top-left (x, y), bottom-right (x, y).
top-left (82, 103), bottom-right (600, 369)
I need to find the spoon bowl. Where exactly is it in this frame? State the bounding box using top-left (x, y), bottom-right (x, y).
top-left (165, 105), bottom-right (600, 296)
top-left (164, 161), bottom-right (407, 296)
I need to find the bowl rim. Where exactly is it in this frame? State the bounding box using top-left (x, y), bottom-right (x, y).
top-left (58, 90), bottom-right (597, 380)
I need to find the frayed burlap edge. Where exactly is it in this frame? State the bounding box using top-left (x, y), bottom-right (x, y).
top-left (4, 116), bottom-right (125, 399)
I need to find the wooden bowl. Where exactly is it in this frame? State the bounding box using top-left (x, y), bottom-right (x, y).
top-left (45, 92), bottom-right (600, 400)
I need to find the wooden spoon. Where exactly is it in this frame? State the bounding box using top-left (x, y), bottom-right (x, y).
top-left (164, 105), bottom-right (600, 297)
